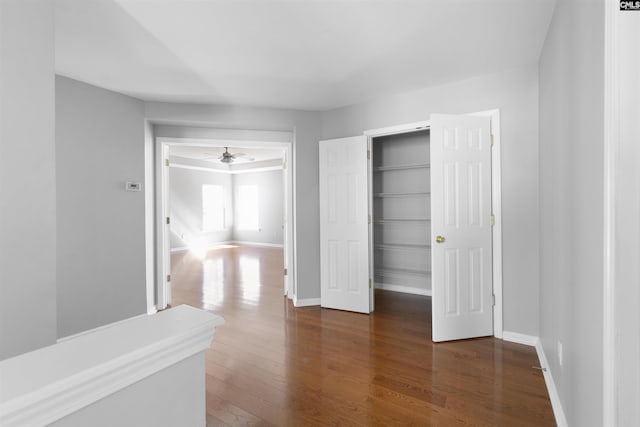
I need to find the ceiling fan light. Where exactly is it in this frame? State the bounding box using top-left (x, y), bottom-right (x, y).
top-left (220, 156), bottom-right (233, 164)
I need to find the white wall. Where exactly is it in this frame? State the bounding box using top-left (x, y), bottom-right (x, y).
top-left (233, 170), bottom-right (284, 245)
top-left (0, 0), bottom-right (57, 360)
top-left (56, 76), bottom-right (147, 338)
top-left (614, 8), bottom-right (640, 426)
top-left (148, 103), bottom-right (322, 300)
top-left (321, 65), bottom-right (540, 336)
top-left (538, 0), bottom-right (604, 425)
top-left (169, 166), bottom-right (233, 249)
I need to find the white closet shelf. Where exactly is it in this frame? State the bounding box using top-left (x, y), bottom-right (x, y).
top-left (375, 243), bottom-right (431, 251)
top-left (374, 218), bottom-right (430, 224)
top-left (375, 267), bottom-right (431, 277)
top-left (373, 163), bottom-right (430, 172)
top-left (374, 191), bottom-right (430, 198)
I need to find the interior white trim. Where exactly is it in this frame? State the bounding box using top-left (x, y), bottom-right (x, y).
top-left (502, 331), bottom-right (539, 347)
top-left (0, 306), bottom-right (223, 427)
top-left (169, 163), bottom-right (229, 174)
top-left (602, 0), bottom-right (618, 425)
top-left (153, 135), bottom-right (296, 309)
top-left (171, 241), bottom-right (282, 251)
top-left (144, 120), bottom-right (156, 316)
top-left (232, 241), bottom-right (284, 248)
top-left (535, 339), bottom-right (569, 427)
top-left (501, 333), bottom-right (568, 426)
top-left (363, 121), bottom-right (430, 137)
top-left (293, 297), bottom-right (321, 307)
top-left (470, 109), bottom-right (503, 339)
top-left (169, 162), bottom-right (283, 175)
top-left (374, 283), bottom-right (431, 296)
top-left (230, 165), bottom-right (283, 174)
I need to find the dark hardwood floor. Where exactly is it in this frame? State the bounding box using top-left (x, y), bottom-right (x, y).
top-left (171, 245), bottom-right (555, 426)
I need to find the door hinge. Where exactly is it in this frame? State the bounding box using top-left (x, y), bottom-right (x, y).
top-left (490, 134), bottom-right (494, 147)
top-left (284, 268), bottom-right (288, 276)
top-left (491, 214), bottom-right (495, 226)
top-left (367, 150), bottom-right (371, 160)
top-left (167, 274), bottom-right (171, 282)
top-left (492, 294), bottom-right (496, 306)
top-left (166, 216), bottom-right (170, 225)
top-left (283, 161), bottom-right (287, 170)
top-left (368, 214), bottom-right (371, 224)
top-left (369, 279), bottom-right (372, 289)
top-left (165, 159), bottom-right (170, 167)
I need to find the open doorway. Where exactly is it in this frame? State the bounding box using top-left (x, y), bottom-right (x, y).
top-left (155, 138), bottom-right (295, 311)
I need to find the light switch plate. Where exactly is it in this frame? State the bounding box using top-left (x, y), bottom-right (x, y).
top-left (126, 181), bottom-right (141, 192)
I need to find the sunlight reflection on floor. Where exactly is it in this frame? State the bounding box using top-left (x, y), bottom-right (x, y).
top-left (239, 255), bottom-right (261, 304)
top-left (202, 257), bottom-right (224, 307)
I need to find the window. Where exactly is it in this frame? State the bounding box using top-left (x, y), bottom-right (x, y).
top-left (237, 185), bottom-right (259, 230)
top-left (202, 184), bottom-right (225, 231)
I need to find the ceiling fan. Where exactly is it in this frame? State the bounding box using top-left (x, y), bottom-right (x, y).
top-left (217, 147), bottom-right (254, 164)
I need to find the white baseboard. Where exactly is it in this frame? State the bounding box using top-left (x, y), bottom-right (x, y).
top-left (502, 331), bottom-right (539, 347)
top-left (231, 241), bottom-right (283, 248)
top-left (375, 282), bottom-right (431, 296)
top-left (535, 340), bottom-right (568, 427)
top-left (293, 297), bottom-right (320, 307)
top-left (170, 241), bottom-right (236, 253)
top-left (501, 332), bottom-right (567, 427)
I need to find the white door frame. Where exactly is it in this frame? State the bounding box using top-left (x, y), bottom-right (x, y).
top-left (153, 136), bottom-right (296, 310)
top-left (363, 109), bottom-right (503, 338)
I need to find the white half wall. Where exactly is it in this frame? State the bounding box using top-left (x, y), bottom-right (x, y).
top-left (0, 0), bottom-right (57, 360)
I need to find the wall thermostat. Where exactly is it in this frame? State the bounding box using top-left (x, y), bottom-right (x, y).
top-left (126, 181), bottom-right (141, 192)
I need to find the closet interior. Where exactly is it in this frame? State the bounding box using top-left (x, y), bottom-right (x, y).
top-left (371, 129), bottom-right (432, 295)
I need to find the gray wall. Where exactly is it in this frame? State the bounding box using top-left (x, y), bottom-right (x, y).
top-left (321, 65), bottom-right (540, 336)
top-left (538, 0), bottom-right (604, 425)
top-left (232, 170), bottom-right (284, 245)
top-left (0, 0), bottom-right (57, 360)
top-left (56, 76), bottom-right (147, 338)
top-left (148, 103), bottom-right (322, 300)
top-left (169, 166), bottom-right (233, 249)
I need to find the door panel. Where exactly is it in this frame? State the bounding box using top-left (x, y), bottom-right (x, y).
top-left (319, 136), bottom-right (370, 313)
top-left (431, 114), bottom-right (492, 342)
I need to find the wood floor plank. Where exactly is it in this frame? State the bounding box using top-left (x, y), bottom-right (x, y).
top-left (171, 245), bottom-right (556, 426)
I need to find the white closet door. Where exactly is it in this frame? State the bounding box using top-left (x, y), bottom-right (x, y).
top-left (430, 114), bottom-right (493, 342)
top-left (319, 136), bottom-right (370, 313)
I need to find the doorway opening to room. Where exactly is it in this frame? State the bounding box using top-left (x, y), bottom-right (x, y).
top-left (155, 138), bottom-right (295, 313)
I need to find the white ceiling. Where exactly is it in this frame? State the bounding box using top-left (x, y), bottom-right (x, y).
top-left (55, 0), bottom-right (555, 111)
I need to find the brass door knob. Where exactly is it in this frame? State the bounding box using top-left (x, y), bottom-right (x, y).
top-left (435, 235), bottom-right (446, 243)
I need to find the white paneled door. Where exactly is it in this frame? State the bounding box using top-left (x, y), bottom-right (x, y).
top-left (319, 136), bottom-right (371, 313)
top-left (430, 114), bottom-right (493, 342)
